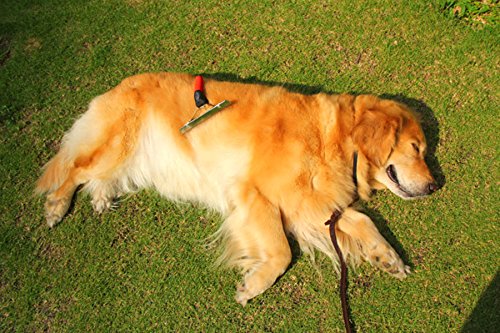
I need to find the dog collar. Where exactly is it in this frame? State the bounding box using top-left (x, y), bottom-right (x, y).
top-left (352, 151), bottom-right (358, 189)
top-left (352, 151), bottom-right (359, 201)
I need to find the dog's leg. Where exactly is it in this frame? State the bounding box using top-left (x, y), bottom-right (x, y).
top-left (44, 174), bottom-right (80, 227)
top-left (231, 188), bottom-right (291, 306)
top-left (337, 208), bottom-right (410, 279)
top-left (45, 168), bottom-right (123, 226)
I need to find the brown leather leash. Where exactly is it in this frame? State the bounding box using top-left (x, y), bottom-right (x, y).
top-left (325, 211), bottom-right (353, 333)
top-left (186, 79), bottom-right (357, 331)
top-left (324, 152), bottom-right (358, 333)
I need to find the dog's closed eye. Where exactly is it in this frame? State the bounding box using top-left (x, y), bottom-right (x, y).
top-left (412, 143), bottom-right (420, 154)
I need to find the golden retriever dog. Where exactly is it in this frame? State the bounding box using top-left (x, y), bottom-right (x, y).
top-left (36, 72), bottom-right (437, 305)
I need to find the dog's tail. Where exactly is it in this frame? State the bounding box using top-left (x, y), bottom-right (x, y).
top-left (35, 97), bottom-right (104, 195)
top-left (35, 147), bottom-right (72, 195)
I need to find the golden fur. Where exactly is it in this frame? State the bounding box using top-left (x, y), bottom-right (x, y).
top-left (36, 72), bottom-right (437, 305)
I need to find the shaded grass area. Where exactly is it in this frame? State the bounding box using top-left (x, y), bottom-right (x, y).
top-left (440, 0), bottom-right (499, 27)
top-left (0, 0), bottom-right (498, 331)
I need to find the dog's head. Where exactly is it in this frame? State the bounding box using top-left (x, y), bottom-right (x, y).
top-left (353, 95), bottom-right (438, 199)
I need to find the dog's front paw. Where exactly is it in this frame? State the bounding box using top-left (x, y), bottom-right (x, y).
top-left (235, 283), bottom-right (251, 307)
top-left (368, 244), bottom-right (410, 280)
top-left (234, 278), bottom-right (268, 307)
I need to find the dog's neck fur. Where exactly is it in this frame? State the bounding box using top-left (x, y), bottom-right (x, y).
top-left (317, 93), bottom-right (373, 202)
top-left (351, 96), bottom-right (376, 201)
top-left (352, 152), bottom-right (372, 201)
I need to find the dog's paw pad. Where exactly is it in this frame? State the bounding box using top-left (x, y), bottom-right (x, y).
top-left (46, 211), bottom-right (63, 228)
top-left (369, 245), bottom-right (409, 280)
top-left (386, 264), bottom-right (410, 280)
top-left (91, 197), bottom-right (113, 214)
top-left (235, 284), bottom-right (249, 307)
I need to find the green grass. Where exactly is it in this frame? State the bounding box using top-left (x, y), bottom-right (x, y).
top-left (0, 0), bottom-right (498, 332)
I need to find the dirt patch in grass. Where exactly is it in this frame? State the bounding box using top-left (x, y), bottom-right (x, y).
top-left (0, 37), bottom-right (10, 66)
top-left (24, 37), bottom-right (42, 52)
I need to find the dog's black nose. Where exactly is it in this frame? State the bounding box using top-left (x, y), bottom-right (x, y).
top-left (428, 182), bottom-right (438, 193)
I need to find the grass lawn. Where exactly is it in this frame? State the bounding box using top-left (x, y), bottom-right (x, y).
top-left (0, 0), bottom-right (498, 332)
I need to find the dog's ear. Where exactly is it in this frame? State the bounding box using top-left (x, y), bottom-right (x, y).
top-left (353, 96), bottom-right (402, 167)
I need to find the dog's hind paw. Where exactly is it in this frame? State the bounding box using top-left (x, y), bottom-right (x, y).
top-left (91, 196), bottom-right (113, 214)
top-left (44, 196), bottom-right (71, 227)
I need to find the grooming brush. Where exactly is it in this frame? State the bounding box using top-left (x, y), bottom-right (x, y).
top-left (180, 76), bottom-right (231, 134)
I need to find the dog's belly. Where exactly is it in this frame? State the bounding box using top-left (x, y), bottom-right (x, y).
top-left (123, 112), bottom-right (250, 215)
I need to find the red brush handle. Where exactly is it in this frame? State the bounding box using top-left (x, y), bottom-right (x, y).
top-left (194, 75), bottom-right (204, 92)
top-left (193, 75), bottom-right (209, 107)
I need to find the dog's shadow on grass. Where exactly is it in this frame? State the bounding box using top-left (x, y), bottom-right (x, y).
top-left (460, 270), bottom-right (499, 333)
top-left (204, 72), bottom-right (327, 97)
